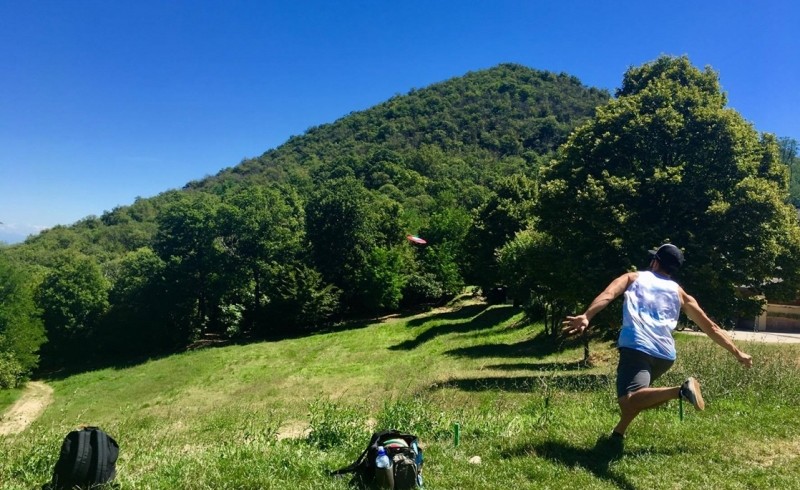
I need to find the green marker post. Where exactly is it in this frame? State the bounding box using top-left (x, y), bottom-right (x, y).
top-left (453, 422), bottom-right (460, 447)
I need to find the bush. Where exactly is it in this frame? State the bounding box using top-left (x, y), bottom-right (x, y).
top-left (402, 273), bottom-right (444, 305)
top-left (0, 351), bottom-right (25, 389)
top-left (376, 396), bottom-right (452, 441)
top-left (307, 399), bottom-right (370, 450)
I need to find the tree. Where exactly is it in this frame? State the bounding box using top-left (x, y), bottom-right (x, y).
top-left (0, 254), bottom-right (46, 387)
top-left (498, 228), bottom-right (571, 334)
top-left (531, 55), bottom-right (800, 325)
top-left (778, 137), bottom-right (800, 206)
top-left (154, 191), bottom-right (225, 339)
top-left (36, 252), bottom-right (109, 367)
top-left (406, 206), bottom-right (472, 303)
top-left (101, 247), bottom-right (175, 355)
top-left (217, 183), bottom-right (308, 335)
top-left (464, 174), bottom-right (537, 292)
top-left (260, 262), bottom-right (341, 334)
top-left (305, 177), bottom-right (405, 313)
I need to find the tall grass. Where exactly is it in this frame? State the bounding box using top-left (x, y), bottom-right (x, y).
top-left (671, 338), bottom-right (800, 405)
top-left (0, 387), bottom-right (22, 415)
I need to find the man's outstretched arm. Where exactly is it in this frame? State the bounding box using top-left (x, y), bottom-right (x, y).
top-left (562, 272), bottom-right (637, 336)
top-left (680, 289), bottom-right (753, 368)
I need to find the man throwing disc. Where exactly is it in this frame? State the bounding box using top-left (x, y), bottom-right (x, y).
top-left (562, 244), bottom-right (753, 442)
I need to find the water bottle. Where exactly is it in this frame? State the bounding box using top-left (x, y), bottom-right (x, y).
top-left (411, 441), bottom-right (424, 487)
top-left (411, 440), bottom-right (423, 466)
top-left (374, 446), bottom-right (394, 489)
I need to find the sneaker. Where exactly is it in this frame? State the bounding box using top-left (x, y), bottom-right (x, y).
top-left (680, 377), bottom-right (705, 411)
top-left (594, 432), bottom-right (624, 460)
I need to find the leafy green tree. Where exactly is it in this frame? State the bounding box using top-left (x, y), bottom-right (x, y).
top-left (498, 228), bottom-right (572, 335)
top-left (465, 174), bottom-right (537, 291)
top-left (260, 262), bottom-right (341, 334)
top-left (358, 246), bottom-right (408, 311)
top-left (778, 137), bottom-right (800, 206)
top-left (101, 247), bottom-right (175, 355)
top-left (154, 192), bottom-right (226, 339)
top-left (36, 252), bottom-right (109, 366)
top-left (406, 206), bottom-right (472, 303)
top-left (305, 177), bottom-right (405, 312)
top-left (217, 183), bottom-right (307, 334)
top-left (532, 55), bottom-right (800, 324)
top-left (0, 254), bottom-right (46, 387)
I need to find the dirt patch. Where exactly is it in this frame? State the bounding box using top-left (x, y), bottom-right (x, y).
top-left (377, 296), bottom-right (486, 325)
top-left (276, 420), bottom-right (310, 440)
top-left (276, 417), bottom-right (379, 441)
top-left (730, 437), bottom-right (800, 468)
top-left (0, 381), bottom-right (54, 436)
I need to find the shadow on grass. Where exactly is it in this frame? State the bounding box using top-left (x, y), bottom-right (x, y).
top-left (484, 360), bottom-right (587, 372)
top-left (505, 439), bottom-right (637, 490)
top-left (504, 437), bottom-right (691, 490)
top-left (444, 328), bottom-right (585, 360)
top-left (37, 348), bottom-right (184, 381)
top-left (389, 305), bottom-right (519, 351)
top-left (406, 303), bottom-right (488, 327)
top-left (430, 373), bottom-right (611, 393)
top-left (36, 301), bottom-right (498, 381)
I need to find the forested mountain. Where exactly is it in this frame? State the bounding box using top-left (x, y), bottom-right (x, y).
top-left (4, 57), bottom-right (799, 384)
top-left (195, 64), bottom-right (608, 189)
top-left (13, 64), bottom-right (608, 266)
top-left (0, 64), bottom-right (610, 380)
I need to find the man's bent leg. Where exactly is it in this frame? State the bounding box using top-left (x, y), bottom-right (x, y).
top-left (614, 348), bottom-right (677, 435)
top-left (614, 386), bottom-right (681, 435)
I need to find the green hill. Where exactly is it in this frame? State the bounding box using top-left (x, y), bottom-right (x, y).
top-left (193, 64), bottom-right (609, 192)
top-left (0, 63), bottom-right (612, 377)
top-left (11, 64), bottom-right (609, 266)
top-left (1, 299), bottom-right (799, 488)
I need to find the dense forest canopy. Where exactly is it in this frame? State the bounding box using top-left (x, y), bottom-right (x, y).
top-left (1, 58), bottom-right (798, 386)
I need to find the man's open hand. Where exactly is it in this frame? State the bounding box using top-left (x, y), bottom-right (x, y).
top-left (736, 351), bottom-right (753, 368)
top-left (562, 314), bottom-right (589, 336)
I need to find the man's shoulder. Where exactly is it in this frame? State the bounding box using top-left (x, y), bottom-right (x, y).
top-left (635, 270), bottom-right (679, 288)
top-left (621, 271), bottom-right (640, 286)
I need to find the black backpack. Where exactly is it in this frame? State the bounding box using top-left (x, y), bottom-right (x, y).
top-left (330, 429), bottom-right (423, 489)
top-left (50, 426), bottom-right (119, 489)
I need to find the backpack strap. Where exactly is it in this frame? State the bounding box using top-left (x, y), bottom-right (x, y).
top-left (106, 432), bottom-right (120, 481)
top-left (328, 445), bottom-right (370, 476)
top-left (69, 429), bottom-right (92, 485)
top-left (92, 429), bottom-right (109, 483)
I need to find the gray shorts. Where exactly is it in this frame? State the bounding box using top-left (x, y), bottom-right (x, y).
top-left (616, 347), bottom-right (674, 398)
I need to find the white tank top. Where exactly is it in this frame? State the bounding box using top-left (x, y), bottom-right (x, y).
top-left (618, 270), bottom-right (681, 360)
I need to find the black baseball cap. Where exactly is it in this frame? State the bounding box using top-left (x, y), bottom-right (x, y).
top-left (648, 243), bottom-right (685, 271)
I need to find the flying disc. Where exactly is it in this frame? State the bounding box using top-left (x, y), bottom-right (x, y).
top-left (383, 438), bottom-right (409, 448)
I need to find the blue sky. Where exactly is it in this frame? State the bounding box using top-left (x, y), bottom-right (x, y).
top-left (1, 1), bottom-right (797, 244)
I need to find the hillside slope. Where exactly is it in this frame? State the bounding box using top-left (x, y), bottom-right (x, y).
top-left (1, 301), bottom-right (799, 489)
top-left (196, 63), bottom-right (609, 191)
top-left (13, 64), bottom-right (609, 264)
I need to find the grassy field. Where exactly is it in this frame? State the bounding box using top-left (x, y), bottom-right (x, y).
top-left (0, 388), bottom-right (23, 415)
top-left (1, 298), bottom-right (799, 489)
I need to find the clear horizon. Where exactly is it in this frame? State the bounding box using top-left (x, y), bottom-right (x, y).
top-left (2, 1), bottom-right (797, 244)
